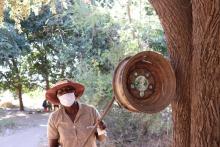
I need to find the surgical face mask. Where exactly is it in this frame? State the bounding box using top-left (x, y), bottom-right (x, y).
top-left (57, 92), bottom-right (76, 107)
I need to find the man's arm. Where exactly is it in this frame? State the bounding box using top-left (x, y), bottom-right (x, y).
top-left (48, 139), bottom-right (59, 147)
top-left (47, 113), bottom-right (59, 146)
top-left (92, 107), bottom-right (107, 142)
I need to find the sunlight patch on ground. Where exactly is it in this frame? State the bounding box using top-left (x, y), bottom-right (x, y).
top-left (0, 113), bottom-right (29, 121)
top-left (16, 113), bottom-right (28, 117)
top-left (39, 124), bottom-right (47, 127)
top-left (0, 114), bottom-right (14, 119)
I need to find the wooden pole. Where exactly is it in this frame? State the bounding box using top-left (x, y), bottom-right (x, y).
top-left (82, 96), bottom-right (115, 147)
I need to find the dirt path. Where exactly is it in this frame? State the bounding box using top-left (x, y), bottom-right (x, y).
top-left (0, 110), bottom-right (50, 147)
top-left (0, 125), bottom-right (47, 147)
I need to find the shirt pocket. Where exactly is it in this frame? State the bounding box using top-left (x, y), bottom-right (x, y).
top-left (58, 122), bottom-right (76, 139)
top-left (78, 125), bottom-right (96, 140)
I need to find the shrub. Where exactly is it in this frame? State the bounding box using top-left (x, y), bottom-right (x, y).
top-left (101, 105), bottom-right (172, 147)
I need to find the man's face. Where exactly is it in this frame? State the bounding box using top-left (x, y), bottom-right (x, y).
top-left (57, 86), bottom-right (75, 96)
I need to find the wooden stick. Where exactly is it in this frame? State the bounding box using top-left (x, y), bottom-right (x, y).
top-left (82, 96), bottom-right (115, 147)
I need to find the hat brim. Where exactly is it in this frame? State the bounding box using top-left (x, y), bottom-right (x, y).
top-left (46, 82), bottom-right (84, 105)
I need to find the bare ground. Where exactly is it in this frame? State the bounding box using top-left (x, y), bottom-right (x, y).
top-left (0, 109), bottom-right (172, 147)
top-left (0, 109), bottom-right (50, 147)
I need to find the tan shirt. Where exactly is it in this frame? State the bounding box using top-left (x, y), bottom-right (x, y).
top-left (47, 102), bottom-right (106, 147)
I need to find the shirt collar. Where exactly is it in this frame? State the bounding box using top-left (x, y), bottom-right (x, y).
top-left (74, 100), bottom-right (81, 122)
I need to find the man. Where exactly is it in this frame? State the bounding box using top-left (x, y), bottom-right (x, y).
top-left (42, 99), bottom-right (48, 112)
top-left (46, 79), bottom-right (107, 147)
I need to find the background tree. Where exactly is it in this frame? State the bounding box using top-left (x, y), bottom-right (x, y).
top-left (21, 5), bottom-right (64, 90)
top-left (0, 23), bottom-right (30, 111)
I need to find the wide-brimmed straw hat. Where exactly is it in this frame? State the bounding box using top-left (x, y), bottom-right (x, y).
top-left (45, 79), bottom-right (85, 105)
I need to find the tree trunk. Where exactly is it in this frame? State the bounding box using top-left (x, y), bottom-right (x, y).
top-left (150, 0), bottom-right (220, 147)
top-left (191, 1), bottom-right (220, 147)
top-left (149, 0), bottom-right (192, 147)
top-left (45, 76), bottom-right (50, 90)
top-left (127, 0), bottom-right (136, 39)
top-left (18, 84), bottom-right (24, 111)
top-left (60, 63), bottom-right (66, 79)
top-left (11, 58), bottom-right (24, 111)
top-left (44, 52), bottom-right (50, 90)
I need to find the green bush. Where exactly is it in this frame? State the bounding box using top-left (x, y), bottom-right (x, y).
top-left (102, 105), bottom-right (172, 146)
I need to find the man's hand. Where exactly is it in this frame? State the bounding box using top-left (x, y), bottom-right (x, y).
top-left (96, 120), bottom-right (107, 137)
top-left (48, 139), bottom-right (59, 147)
top-left (97, 120), bottom-right (106, 130)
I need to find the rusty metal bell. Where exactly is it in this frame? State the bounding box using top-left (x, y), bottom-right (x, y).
top-left (113, 51), bottom-right (176, 113)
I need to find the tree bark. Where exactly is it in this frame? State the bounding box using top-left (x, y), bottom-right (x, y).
top-left (149, 0), bottom-right (192, 147)
top-left (127, 0), bottom-right (135, 39)
top-left (45, 76), bottom-right (50, 90)
top-left (191, 1), bottom-right (220, 146)
top-left (44, 51), bottom-right (50, 90)
top-left (11, 58), bottom-right (24, 111)
top-left (150, 0), bottom-right (220, 147)
top-left (18, 84), bottom-right (24, 111)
